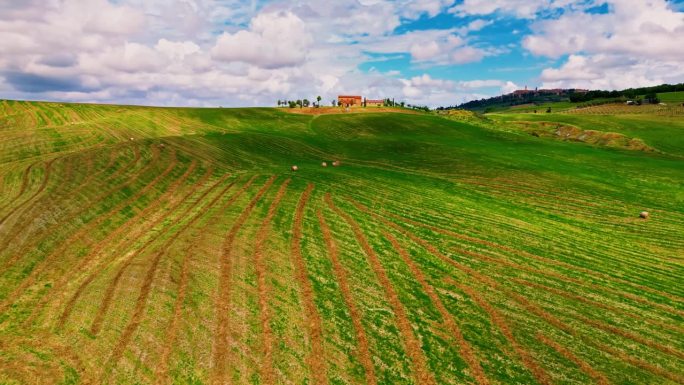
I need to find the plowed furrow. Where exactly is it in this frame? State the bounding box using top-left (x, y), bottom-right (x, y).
top-left (384, 211), bottom-right (684, 307)
top-left (251, 179), bottom-right (291, 385)
top-left (317, 209), bottom-right (376, 385)
top-left (0, 150), bottom-right (176, 314)
top-left (454, 281), bottom-right (552, 385)
top-left (384, 231), bottom-right (488, 385)
top-left (56, 164), bottom-right (212, 329)
top-left (326, 194), bottom-right (435, 385)
top-left (28, 161), bottom-right (200, 327)
top-left (90, 171), bottom-right (234, 336)
top-left (0, 158), bottom-right (55, 226)
top-left (0, 144), bottom-right (160, 275)
top-left (106, 173), bottom-right (242, 371)
top-left (535, 332), bottom-right (611, 385)
top-left (211, 175), bottom-right (276, 385)
top-left (154, 174), bottom-right (263, 385)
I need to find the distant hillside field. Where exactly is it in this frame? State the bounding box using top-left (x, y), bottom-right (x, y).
top-left (0, 100), bottom-right (682, 384)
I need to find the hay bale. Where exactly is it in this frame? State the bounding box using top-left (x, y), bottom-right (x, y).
top-left (291, 165), bottom-right (298, 171)
top-left (130, 137), bottom-right (135, 141)
top-left (332, 160), bottom-right (340, 167)
top-left (321, 162), bottom-right (327, 167)
top-left (639, 211), bottom-right (649, 219)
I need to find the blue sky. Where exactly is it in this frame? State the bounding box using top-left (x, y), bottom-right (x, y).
top-left (1, 0), bottom-right (683, 107)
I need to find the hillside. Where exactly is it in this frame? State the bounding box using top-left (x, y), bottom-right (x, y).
top-left (0, 100), bottom-right (683, 384)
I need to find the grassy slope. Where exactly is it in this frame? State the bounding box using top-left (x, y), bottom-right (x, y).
top-left (0, 100), bottom-right (682, 384)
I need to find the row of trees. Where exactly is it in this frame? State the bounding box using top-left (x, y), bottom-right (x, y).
top-left (277, 96), bottom-right (323, 108)
top-left (278, 97), bottom-right (422, 109)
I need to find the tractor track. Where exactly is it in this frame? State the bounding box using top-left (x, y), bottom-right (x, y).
top-left (27, 161), bottom-right (200, 327)
top-left (154, 174), bottom-right (260, 385)
top-left (90, 171), bottom-right (234, 336)
top-left (211, 175), bottom-right (276, 385)
top-left (326, 194), bottom-right (435, 385)
top-left (384, 231), bottom-right (488, 385)
top-left (55, 164), bottom-right (211, 329)
top-left (105, 172), bottom-right (243, 372)
top-left (317, 209), bottom-right (377, 385)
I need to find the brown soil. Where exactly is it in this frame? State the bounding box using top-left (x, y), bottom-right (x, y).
top-left (288, 184), bottom-right (329, 385)
top-left (252, 179), bottom-right (291, 385)
top-left (326, 193), bottom-right (435, 385)
top-left (535, 333), bottom-right (610, 385)
top-left (211, 176), bottom-right (277, 385)
top-left (317, 209), bottom-right (377, 385)
top-left (384, 231), bottom-right (489, 385)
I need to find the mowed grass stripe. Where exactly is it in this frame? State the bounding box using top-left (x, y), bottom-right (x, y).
top-left (56, 165), bottom-right (215, 329)
top-left (211, 175), bottom-right (276, 385)
top-left (327, 194), bottom-right (436, 385)
top-left (317, 208), bottom-right (377, 385)
top-left (401, 226), bottom-right (682, 384)
top-left (0, 158), bottom-right (56, 226)
top-left (154, 173), bottom-right (260, 385)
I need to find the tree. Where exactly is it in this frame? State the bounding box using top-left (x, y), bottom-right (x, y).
top-left (303, 99), bottom-right (310, 107)
top-left (400, 101), bottom-right (405, 107)
top-left (546, 107), bottom-right (551, 113)
top-left (332, 99), bottom-right (337, 106)
top-left (316, 95), bottom-right (322, 107)
top-left (288, 101), bottom-right (296, 108)
top-left (645, 92), bottom-right (659, 104)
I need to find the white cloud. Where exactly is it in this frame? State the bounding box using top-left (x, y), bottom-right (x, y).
top-left (212, 11), bottom-right (312, 69)
top-left (526, 0), bottom-right (684, 90)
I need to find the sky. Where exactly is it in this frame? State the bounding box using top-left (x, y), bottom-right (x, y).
top-left (1, 0), bottom-right (683, 108)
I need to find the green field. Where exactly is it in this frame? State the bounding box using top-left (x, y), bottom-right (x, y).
top-left (0, 100), bottom-right (682, 384)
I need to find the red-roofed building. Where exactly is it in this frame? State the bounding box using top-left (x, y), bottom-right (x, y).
top-left (365, 99), bottom-right (384, 107)
top-left (338, 95), bottom-right (362, 107)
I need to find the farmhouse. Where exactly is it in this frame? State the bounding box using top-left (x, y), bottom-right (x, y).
top-left (365, 99), bottom-right (383, 107)
top-left (338, 95), bottom-right (362, 107)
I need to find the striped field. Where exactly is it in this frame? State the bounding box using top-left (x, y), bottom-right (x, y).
top-left (0, 100), bottom-right (682, 384)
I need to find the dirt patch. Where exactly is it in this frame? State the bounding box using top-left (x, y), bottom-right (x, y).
top-left (317, 209), bottom-right (377, 385)
top-left (326, 193), bottom-right (436, 385)
top-left (211, 176), bottom-right (277, 385)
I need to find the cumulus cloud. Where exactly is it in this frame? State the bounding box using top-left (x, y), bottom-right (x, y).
top-left (525, 0), bottom-right (684, 89)
top-left (212, 11), bottom-right (311, 69)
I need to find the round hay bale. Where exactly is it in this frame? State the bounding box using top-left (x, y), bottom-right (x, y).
top-left (130, 137), bottom-right (135, 141)
top-left (332, 160), bottom-right (340, 167)
top-left (321, 162), bottom-right (327, 167)
top-left (291, 165), bottom-right (298, 171)
top-left (639, 211), bottom-right (649, 219)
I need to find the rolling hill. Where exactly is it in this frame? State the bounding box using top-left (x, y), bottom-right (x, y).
top-left (0, 100), bottom-right (682, 384)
